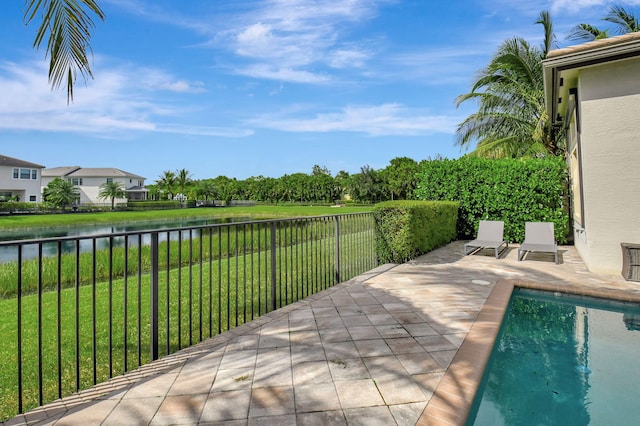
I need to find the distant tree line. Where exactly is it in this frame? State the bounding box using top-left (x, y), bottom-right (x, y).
top-left (147, 157), bottom-right (422, 205)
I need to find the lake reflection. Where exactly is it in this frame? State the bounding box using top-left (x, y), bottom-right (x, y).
top-left (0, 217), bottom-right (246, 263)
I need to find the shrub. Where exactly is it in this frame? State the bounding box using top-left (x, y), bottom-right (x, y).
top-left (128, 201), bottom-right (182, 211)
top-left (0, 202), bottom-right (41, 214)
top-left (373, 200), bottom-right (458, 263)
top-left (414, 156), bottom-right (569, 243)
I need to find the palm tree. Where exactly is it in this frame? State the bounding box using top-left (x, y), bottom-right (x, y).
top-left (43, 177), bottom-right (80, 210)
top-left (194, 180), bottom-right (218, 201)
top-left (604, 5), bottom-right (640, 35)
top-left (567, 24), bottom-right (610, 42)
top-left (156, 170), bottom-right (177, 200)
top-left (455, 11), bottom-right (563, 158)
top-left (568, 5), bottom-right (638, 42)
top-left (175, 168), bottom-right (193, 199)
top-left (24, 0), bottom-right (105, 103)
top-left (98, 181), bottom-right (126, 210)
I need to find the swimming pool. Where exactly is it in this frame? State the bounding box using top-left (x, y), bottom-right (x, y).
top-left (467, 288), bottom-right (640, 425)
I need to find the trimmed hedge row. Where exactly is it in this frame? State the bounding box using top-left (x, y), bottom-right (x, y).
top-left (414, 156), bottom-right (569, 244)
top-left (0, 202), bottom-right (42, 214)
top-left (127, 201), bottom-right (182, 210)
top-left (373, 200), bottom-right (458, 264)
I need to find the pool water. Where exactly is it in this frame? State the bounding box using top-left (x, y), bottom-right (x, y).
top-left (467, 288), bottom-right (640, 425)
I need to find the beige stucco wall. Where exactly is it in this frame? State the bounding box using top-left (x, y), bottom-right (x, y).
top-left (78, 177), bottom-right (131, 204)
top-left (574, 58), bottom-right (640, 275)
top-left (41, 175), bottom-right (139, 204)
top-left (0, 166), bottom-right (42, 202)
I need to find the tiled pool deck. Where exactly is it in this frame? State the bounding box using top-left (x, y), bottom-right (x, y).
top-left (4, 241), bottom-right (640, 426)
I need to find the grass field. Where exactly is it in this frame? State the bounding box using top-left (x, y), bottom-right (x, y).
top-left (0, 205), bottom-right (372, 230)
top-left (0, 212), bottom-right (376, 421)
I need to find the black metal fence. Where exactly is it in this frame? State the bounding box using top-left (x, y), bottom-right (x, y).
top-left (0, 212), bottom-right (376, 420)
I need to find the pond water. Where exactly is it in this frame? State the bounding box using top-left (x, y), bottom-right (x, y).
top-left (0, 217), bottom-right (249, 263)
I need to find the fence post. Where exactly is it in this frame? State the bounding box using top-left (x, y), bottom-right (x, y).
top-left (334, 216), bottom-right (341, 284)
top-left (17, 247), bottom-right (23, 415)
top-left (270, 221), bottom-right (277, 311)
top-left (150, 232), bottom-right (159, 361)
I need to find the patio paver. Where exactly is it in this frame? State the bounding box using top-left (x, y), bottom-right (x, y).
top-left (3, 241), bottom-right (639, 426)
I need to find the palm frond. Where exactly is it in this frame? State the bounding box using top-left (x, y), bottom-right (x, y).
top-left (535, 11), bottom-right (556, 56)
top-left (454, 10), bottom-right (564, 158)
top-left (24, 0), bottom-right (105, 103)
top-left (604, 5), bottom-right (640, 35)
top-left (567, 23), bottom-right (607, 42)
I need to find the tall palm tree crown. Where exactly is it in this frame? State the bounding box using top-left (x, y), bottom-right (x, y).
top-left (43, 177), bottom-right (80, 210)
top-left (568, 4), bottom-right (639, 42)
top-left (175, 169), bottom-right (193, 197)
top-left (157, 170), bottom-right (177, 200)
top-left (455, 11), bottom-right (564, 158)
top-left (605, 5), bottom-right (640, 34)
top-left (98, 181), bottom-right (126, 210)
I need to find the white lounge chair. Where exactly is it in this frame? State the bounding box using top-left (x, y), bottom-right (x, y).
top-left (518, 222), bottom-right (558, 264)
top-left (464, 220), bottom-right (508, 259)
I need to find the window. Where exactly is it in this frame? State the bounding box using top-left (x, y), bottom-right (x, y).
top-left (106, 178), bottom-right (113, 184)
top-left (68, 177), bottom-right (83, 186)
top-left (566, 90), bottom-right (584, 229)
top-left (12, 168), bottom-right (38, 180)
top-left (569, 118), bottom-right (583, 228)
top-left (138, 180), bottom-right (144, 186)
top-left (29, 195), bottom-right (36, 202)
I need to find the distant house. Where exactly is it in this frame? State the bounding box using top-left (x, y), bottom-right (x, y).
top-left (0, 154), bottom-right (45, 202)
top-left (543, 32), bottom-right (640, 275)
top-left (41, 167), bottom-right (148, 205)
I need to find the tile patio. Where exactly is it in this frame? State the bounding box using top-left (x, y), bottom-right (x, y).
top-left (3, 241), bottom-right (639, 426)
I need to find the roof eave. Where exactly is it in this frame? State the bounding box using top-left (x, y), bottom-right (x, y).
top-left (543, 36), bottom-right (640, 125)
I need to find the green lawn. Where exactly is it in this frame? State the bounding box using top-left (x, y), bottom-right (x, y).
top-left (0, 214), bottom-right (376, 421)
top-left (0, 205), bottom-right (371, 230)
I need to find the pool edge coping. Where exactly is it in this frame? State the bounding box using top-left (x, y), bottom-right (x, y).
top-left (417, 279), bottom-right (640, 426)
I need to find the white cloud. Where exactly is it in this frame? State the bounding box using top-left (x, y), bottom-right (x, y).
top-left (212, 0), bottom-right (387, 82)
top-left (135, 68), bottom-right (206, 93)
top-left (106, 0), bottom-right (388, 84)
top-left (234, 64), bottom-right (331, 84)
top-left (236, 22), bottom-right (273, 51)
top-left (329, 48), bottom-right (371, 69)
top-left (0, 59), bottom-right (250, 138)
top-left (539, 0), bottom-right (640, 14)
top-left (550, 0), bottom-right (606, 13)
top-left (154, 124), bottom-right (253, 137)
top-left (249, 103), bottom-right (459, 136)
top-left (103, 0), bottom-right (214, 34)
top-left (383, 47), bottom-right (489, 86)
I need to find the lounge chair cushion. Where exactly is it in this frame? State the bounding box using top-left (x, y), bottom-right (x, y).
top-left (464, 220), bottom-right (508, 259)
top-left (518, 222), bottom-right (558, 264)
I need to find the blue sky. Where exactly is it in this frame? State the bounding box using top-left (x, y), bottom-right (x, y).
top-left (1, 0), bottom-right (637, 182)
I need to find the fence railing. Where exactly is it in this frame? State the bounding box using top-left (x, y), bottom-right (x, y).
top-left (0, 212), bottom-right (376, 421)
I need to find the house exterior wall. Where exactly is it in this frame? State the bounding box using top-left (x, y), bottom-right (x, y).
top-left (0, 165), bottom-right (42, 202)
top-left (76, 176), bottom-right (138, 204)
top-left (42, 171), bottom-right (146, 205)
top-left (573, 58), bottom-right (640, 274)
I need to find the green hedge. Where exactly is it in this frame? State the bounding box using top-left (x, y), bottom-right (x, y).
top-left (0, 202), bottom-right (41, 213)
top-left (414, 156), bottom-right (569, 243)
top-left (127, 201), bottom-right (182, 211)
top-left (373, 200), bottom-right (458, 263)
